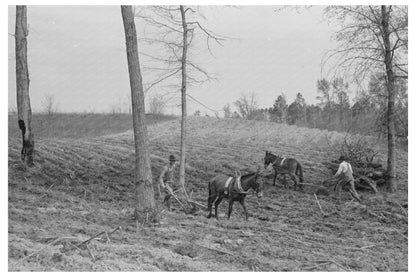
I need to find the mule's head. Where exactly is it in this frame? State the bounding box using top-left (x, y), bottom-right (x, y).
top-left (264, 151), bottom-right (274, 169)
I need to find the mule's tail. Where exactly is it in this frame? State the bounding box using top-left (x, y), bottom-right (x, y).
top-left (296, 163), bottom-right (304, 184)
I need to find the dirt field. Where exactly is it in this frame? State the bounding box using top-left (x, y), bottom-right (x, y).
top-left (8, 115), bottom-right (408, 271)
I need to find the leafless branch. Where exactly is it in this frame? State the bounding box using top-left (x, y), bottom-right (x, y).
top-left (184, 7), bottom-right (196, 14)
top-left (188, 62), bottom-right (216, 81)
top-left (144, 68), bottom-right (181, 93)
top-left (187, 20), bottom-right (226, 46)
top-left (187, 94), bottom-right (221, 113)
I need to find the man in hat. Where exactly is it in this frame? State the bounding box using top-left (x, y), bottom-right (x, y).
top-left (332, 156), bottom-right (361, 202)
top-left (157, 154), bottom-right (178, 210)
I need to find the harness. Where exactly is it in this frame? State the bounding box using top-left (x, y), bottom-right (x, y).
top-left (224, 177), bottom-right (233, 194)
top-left (272, 156), bottom-right (287, 167)
top-left (224, 176), bottom-right (250, 194)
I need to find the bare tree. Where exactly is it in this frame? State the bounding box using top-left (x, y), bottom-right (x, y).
top-left (234, 92), bottom-right (258, 119)
top-left (42, 93), bottom-right (59, 115)
top-left (121, 5), bottom-right (156, 222)
top-left (136, 6), bottom-right (225, 197)
top-left (135, 6), bottom-right (225, 94)
top-left (15, 6), bottom-right (34, 166)
top-left (148, 93), bottom-right (167, 114)
top-left (223, 103), bottom-right (231, 118)
top-left (324, 5), bottom-right (408, 192)
top-left (178, 5), bottom-right (189, 196)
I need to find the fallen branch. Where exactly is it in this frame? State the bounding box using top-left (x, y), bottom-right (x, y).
top-left (76, 231), bottom-right (106, 247)
top-left (76, 226), bottom-right (121, 245)
top-left (108, 226), bottom-right (122, 237)
top-left (395, 202), bottom-right (408, 217)
top-left (314, 193), bottom-right (328, 217)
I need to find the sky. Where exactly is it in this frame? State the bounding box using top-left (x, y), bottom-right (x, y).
top-left (8, 5), bottom-right (345, 115)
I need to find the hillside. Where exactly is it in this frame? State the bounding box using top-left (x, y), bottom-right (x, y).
top-left (8, 113), bottom-right (175, 139)
top-left (8, 116), bottom-right (408, 271)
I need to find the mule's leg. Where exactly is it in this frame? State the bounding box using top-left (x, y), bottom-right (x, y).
top-left (273, 170), bottom-right (278, 186)
top-left (214, 196), bottom-right (224, 220)
top-left (207, 194), bottom-right (217, 218)
top-left (283, 174), bottom-right (287, 189)
top-left (289, 173), bottom-right (298, 191)
top-left (297, 174), bottom-right (304, 191)
top-left (227, 199), bottom-right (234, 220)
top-left (239, 199), bottom-right (249, 221)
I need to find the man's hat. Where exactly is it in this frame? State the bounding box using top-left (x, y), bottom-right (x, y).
top-left (169, 155), bottom-right (176, 162)
top-left (339, 155), bottom-right (347, 161)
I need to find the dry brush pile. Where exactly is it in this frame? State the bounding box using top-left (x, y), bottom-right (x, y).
top-left (8, 116), bottom-right (408, 271)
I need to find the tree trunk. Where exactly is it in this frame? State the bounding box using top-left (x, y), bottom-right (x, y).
top-left (381, 5), bottom-right (397, 192)
top-left (15, 6), bottom-right (34, 166)
top-left (179, 5), bottom-right (188, 198)
top-left (121, 5), bottom-right (156, 222)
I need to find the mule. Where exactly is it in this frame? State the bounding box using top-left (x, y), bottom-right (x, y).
top-left (264, 151), bottom-right (304, 190)
top-left (207, 170), bottom-right (264, 220)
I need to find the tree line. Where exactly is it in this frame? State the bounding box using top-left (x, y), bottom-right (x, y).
top-left (226, 75), bottom-right (408, 140)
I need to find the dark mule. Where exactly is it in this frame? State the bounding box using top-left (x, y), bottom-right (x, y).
top-left (264, 151), bottom-right (304, 190)
top-left (207, 170), bottom-right (264, 220)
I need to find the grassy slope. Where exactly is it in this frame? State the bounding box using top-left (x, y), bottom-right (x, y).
top-left (8, 113), bottom-right (175, 139)
top-left (8, 115), bottom-right (408, 271)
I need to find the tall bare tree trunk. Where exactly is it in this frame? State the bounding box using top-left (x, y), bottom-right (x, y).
top-left (179, 5), bottom-right (188, 197)
top-left (121, 6), bottom-right (156, 221)
top-left (381, 5), bottom-right (397, 192)
top-left (15, 6), bottom-right (34, 166)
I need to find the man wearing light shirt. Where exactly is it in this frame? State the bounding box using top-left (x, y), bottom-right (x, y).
top-left (333, 156), bottom-right (361, 202)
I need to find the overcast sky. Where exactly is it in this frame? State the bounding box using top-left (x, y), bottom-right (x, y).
top-left (8, 5), bottom-right (339, 115)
